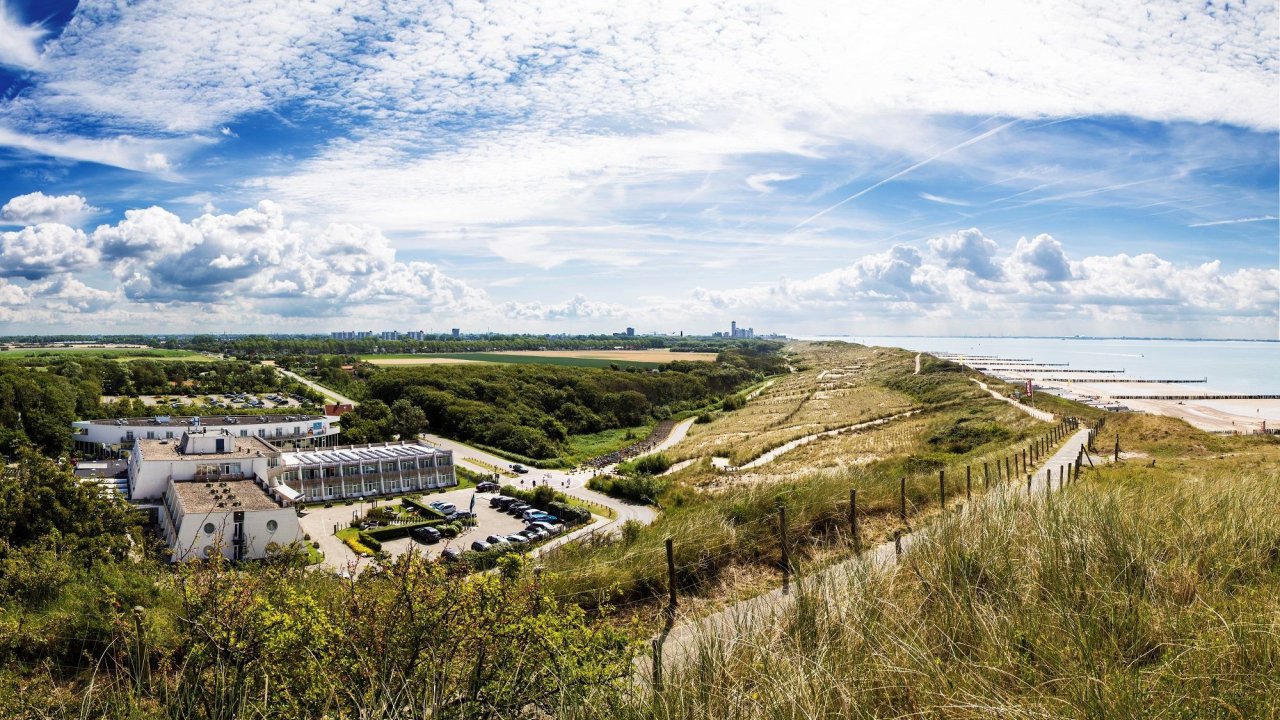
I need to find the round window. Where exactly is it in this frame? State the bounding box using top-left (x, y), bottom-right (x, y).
top-left (203, 523), bottom-right (216, 534)
top-left (266, 519), bottom-right (278, 533)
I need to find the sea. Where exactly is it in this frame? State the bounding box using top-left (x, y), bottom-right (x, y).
top-left (799, 336), bottom-right (1280, 395)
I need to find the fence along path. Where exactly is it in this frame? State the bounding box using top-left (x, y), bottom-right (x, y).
top-left (641, 421), bottom-right (1106, 682)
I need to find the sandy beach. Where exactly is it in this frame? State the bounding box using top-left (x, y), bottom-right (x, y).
top-left (1034, 378), bottom-right (1280, 434)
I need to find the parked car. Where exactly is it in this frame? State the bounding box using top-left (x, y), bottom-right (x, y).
top-left (489, 496), bottom-right (512, 508)
top-left (476, 481), bottom-right (499, 492)
top-left (528, 521), bottom-right (564, 535)
top-left (446, 511), bottom-right (475, 522)
top-left (506, 502), bottom-right (530, 514)
top-left (441, 546), bottom-right (462, 562)
top-left (522, 509), bottom-right (558, 523)
top-left (432, 503), bottom-right (458, 516)
top-left (470, 540), bottom-right (491, 552)
top-left (485, 534), bottom-right (507, 545)
top-left (359, 520), bottom-right (378, 530)
top-left (504, 534), bottom-right (529, 545)
top-left (410, 526), bottom-right (441, 544)
top-left (519, 528), bottom-right (548, 541)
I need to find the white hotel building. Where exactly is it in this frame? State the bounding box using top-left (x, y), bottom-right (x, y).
top-left (128, 428), bottom-right (455, 562)
top-left (73, 413), bottom-right (341, 456)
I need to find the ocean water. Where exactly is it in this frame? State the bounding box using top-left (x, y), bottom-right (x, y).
top-left (800, 336), bottom-right (1280, 395)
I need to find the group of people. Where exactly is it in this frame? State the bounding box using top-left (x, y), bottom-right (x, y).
top-left (582, 419), bottom-right (678, 469)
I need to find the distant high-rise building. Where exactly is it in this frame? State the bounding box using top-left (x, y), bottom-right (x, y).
top-left (451, 328), bottom-right (460, 338)
top-left (626, 327), bottom-right (635, 337)
top-left (731, 320), bottom-right (737, 338)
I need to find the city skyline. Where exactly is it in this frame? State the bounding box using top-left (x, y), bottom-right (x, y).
top-left (0, 1), bottom-right (1276, 338)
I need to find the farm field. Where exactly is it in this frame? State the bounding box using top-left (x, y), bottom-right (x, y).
top-left (0, 347), bottom-right (205, 360)
top-left (360, 351), bottom-right (701, 369)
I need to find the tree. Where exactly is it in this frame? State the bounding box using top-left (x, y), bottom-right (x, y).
top-left (391, 398), bottom-right (428, 440)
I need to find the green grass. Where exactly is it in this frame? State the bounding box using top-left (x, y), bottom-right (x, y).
top-left (359, 352), bottom-right (664, 369)
top-left (562, 423), bottom-right (656, 464)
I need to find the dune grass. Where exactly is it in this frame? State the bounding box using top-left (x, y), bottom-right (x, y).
top-left (576, 428), bottom-right (1280, 719)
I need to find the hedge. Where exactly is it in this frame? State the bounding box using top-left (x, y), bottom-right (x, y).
top-left (400, 497), bottom-right (447, 519)
top-left (362, 520), bottom-right (444, 542)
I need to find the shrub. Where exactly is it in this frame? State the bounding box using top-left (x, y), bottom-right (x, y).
top-left (586, 474), bottom-right (669, 505)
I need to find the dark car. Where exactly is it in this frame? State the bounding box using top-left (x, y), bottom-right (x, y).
top-left (489, 496), bottom-right (511, 508)
top-left (506, 502), bottom-right (530, 514)
top-left (470, 540), bottom-right (491, 552)
top-left (446, 511), bottom-right (475, 523)
top-left (476, 481), bottom-right (499, 492)
top-left (511, 464), bottom-right (529, 474)
top-left (410, 526), bottom-right (441, 544)
top-left (441, 547), bottom-right (462, 562)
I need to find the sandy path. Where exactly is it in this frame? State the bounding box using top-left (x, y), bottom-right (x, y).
top-left (734, 409), bottom-right (921, 471)
top-left (973, 378), bottom-right (1054, 422)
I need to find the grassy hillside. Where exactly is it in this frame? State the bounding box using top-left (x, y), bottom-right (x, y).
top-left (574, 413), bottom-right (1280, 718)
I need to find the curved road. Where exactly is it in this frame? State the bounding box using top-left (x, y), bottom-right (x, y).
top-left (271, 364), bottom-right (361, 407)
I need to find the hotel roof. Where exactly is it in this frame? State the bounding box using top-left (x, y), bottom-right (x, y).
top-left (135, 433), bottom-right (281, 461)
top-left (81, 414), bottom-right (332, 428)
top-left (281, 441), bottom-right (447, 467)
top-left (171, 479), bottom-right (282, 513)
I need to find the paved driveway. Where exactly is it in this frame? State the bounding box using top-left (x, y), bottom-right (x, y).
top-left (300, 487), bottom-right (546, 571)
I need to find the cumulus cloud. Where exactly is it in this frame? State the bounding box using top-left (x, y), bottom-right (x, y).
top-left (688, 229), bottom-right (1279, 330)
top-left (0, 200), bottom-right (486, 322)
top-left (0, 278), bottom-right (28, 306)
top-left (82, 201), bottom-right (487, 314)
top-left (929, 228), bottom-right (1002, 280)
top-left (2, 191), bottom-right (97, 225)
top-left (0, 223), bottom-right (97, 279)
top-left (501, 294), bottom-right (624, 321)
top-left (29, 275), bottom-right (116, 313)
top-left (1005, 233), bottom-right (1073, 283)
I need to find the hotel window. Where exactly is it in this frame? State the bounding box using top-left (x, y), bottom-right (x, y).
top-left (125, 431), bottom-right (134, 441)
top-left (240, 430), bottom-right (247, 437)
top-left (258, 429), bottom-right (266, 437)
top-left (166, 431), bottom-right (174, 439)
top-left (147, 431), bottom-right (155, 439)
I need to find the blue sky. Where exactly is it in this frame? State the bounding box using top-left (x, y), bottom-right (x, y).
top-left (0, 0), bottom-right (1276, 338)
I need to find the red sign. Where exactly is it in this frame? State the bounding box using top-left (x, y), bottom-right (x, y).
top-left (1025, 379), bottom-right (1033, 398)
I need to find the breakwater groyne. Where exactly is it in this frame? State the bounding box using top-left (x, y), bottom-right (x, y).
top-left (1113, 394), bottom-right (1280, 400)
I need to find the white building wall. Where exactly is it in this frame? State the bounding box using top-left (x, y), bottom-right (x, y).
top-left (73, 416), bottom-right (340, 448)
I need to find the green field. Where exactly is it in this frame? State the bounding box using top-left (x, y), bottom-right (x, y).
top-left (0, 348), bottom-right (205, 361)
top-left (361, 352), bottom-right (664, 369)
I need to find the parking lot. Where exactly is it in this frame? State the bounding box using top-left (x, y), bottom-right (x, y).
top-left (299, 487), bottom-right (541, 569)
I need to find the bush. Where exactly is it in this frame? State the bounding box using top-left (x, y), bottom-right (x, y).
top-left (619, 452), bottom-right (671, 476)
top-left (586, 474), bottom-right (669, 505)
top-left (357, 532), bottom-right (382, 552)
top-left (695, 412), bottom-right (714, 424)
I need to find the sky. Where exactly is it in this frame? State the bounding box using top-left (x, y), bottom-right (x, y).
top-left (0, 0), bottom-right (1276, 339)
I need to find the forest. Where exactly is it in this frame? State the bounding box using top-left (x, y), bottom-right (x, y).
top-left (339, 342), bottom-right (786, 462)
top-left (0, 358), bottom-right (323, 457)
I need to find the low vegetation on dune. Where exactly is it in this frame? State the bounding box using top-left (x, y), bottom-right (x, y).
top-left (575, 416), bottom-right (1280, 719)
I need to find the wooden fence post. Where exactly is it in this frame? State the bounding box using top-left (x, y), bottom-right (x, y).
top-left (651, 638), bottom-right (663, 691)
top-left (984, 462), bottom-right (990, 491)
top-left (894, 529), bottom-right (902, 558)
top-left (850, 488), bottom-right (860, 554)
top-left (966, 466), bottom-right (972, 501)
top-left (1027, 474), bottom-right (1032, 495)
top-left (1045, 469), bottom-right (1051, 496)
top-left (899, 477), bottom-right (907, 523)
top-left (939, 470), bottom-right (946, 512)
top-left (1114, 433), bottom-right (1120, 463)
top-left (779, 505), bottom-right (791, 593)
top-left (665, 537), bottom-right (677, 619)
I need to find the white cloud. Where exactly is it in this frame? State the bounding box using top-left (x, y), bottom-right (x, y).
top-left (928, 228), bottom-right (1002, 280)
top-left (0, 1), bottom-right (45, 70)
top-left (0, 125), bottom-right (199, 175)
top-left (0, 223), bottom-right (97, 279)
top-left (1, 191), bottom-right (97, 225)
top-left (502, 294), bottom-right (624, 321)
top-left (1006, 233), bottom-right (1073, 283)
top-left (686, 229), bottom-right (1279, 333)
top-left (0, 278), bottom-right (28, 306)
top-left (1187, 215), bottom-right (1278, 228)
top-left (29, 274), bottom-right (117, 313)
top-left (919, 192), bottom-right (969, 207)
top-left (746, 172), bottom-right (799, 193)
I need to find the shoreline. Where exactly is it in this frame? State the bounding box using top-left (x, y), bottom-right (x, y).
top-left (1034, 379), bottom-right (1279, 434)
